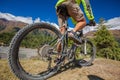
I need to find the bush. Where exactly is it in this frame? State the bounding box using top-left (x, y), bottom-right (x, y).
top-left (97, 48), bottom-right (113, 59)
top-left (0, 32), bottom-right (15, 45)
top-left (94, 24), bottom-right (120, 61)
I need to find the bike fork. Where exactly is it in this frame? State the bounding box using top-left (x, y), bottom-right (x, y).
top-left (84, 39), bottom-right (87, 55)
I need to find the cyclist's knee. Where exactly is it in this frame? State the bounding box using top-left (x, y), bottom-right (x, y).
top-left (60, 26), bottom-right (66, 34)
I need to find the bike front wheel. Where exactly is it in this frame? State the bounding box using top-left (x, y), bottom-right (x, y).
top-left (8, 22), bottom-right (62, 80)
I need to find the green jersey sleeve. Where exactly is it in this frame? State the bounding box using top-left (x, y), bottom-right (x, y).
top-left (75, 0), bottom-right (81, 5)
top-left (81, 0), bottom-right (94, 20)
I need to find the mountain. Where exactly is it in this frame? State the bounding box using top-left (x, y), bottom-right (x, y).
top-left (0, 18), bottom-right (27, 32)
top-left (0, 12), bottom-right (120, 35)
top-left (85, 29), bottom-right (120, 44)
top-left (104, 17), bottom-right (120, 30)
top-left (0, 12), bottom-right (59, 33)
top-left (85, 30), bottom-right (120, 37)
top-left (0, 12), bottom-right (33, 24)
top-left (110, 30), bottom-right (120, 43)
top-left (110, 30), bottom-right (120, 38)
top-left (83, 17), bottom-right (120, 34)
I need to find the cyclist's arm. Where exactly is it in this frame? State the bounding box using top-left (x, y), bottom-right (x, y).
top-left (81, 0), bottom-right (94, 20)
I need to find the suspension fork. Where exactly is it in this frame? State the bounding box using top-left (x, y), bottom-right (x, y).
top-left (84, 39), bottom-right (87, 55)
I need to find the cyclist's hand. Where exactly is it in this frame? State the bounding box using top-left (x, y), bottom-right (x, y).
top-left (89, 20), bottom-right (96, 26)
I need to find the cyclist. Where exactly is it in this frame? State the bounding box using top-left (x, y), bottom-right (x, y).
top-left (55, 0), bottom-right (96, 63)
top-left (56, 0), bottom-right (95, 48)
top-left (56, 0), bottom-right (96, 38)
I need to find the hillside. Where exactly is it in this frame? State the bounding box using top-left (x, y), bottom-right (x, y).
top-left (110, 30), bottom-right (120, 42)
top-left (0, 58), bottom-right (120, 80)
top-left (0, 17), bottom-right (120, 37)
top-left (85, 29), bottom-right (120, 40)
top-left (0, 18), bottom-right (27, 33)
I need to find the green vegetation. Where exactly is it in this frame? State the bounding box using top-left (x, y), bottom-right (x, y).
top-left (0, 32), bottom-right (15, 45)
top-left (0, 25), bottom-right (6, 31)
top-left (94, 24), bottom-right (120, 61)
top-left (20, 30), bottom-right (56, 48)
top-left (0, 28), bottom-right (57, 48)
top-left (0, 22), bottom-right (120, 61)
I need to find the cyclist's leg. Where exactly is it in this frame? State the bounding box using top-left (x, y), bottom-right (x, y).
top-left (67, 2), bottom-right (86, 32)
top-left (74, 19), bottom-right (86, 32)
top-left (56, 11), bottom-right (67, 53)
top-left (57, 14), bottom-right (66, 34)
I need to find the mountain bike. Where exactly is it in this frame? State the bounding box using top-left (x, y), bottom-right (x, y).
top-left (8, 21), bottom-right (96, 80)
top-left (8, 4), bottom-right (96, 79)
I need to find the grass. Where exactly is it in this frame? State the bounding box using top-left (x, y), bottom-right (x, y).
top-left (0, 60), bottom-right (18, 80)
top-left (0, 59), bottom-right (55, 80)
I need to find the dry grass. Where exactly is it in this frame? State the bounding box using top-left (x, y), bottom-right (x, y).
top-left (0, 58), bottom-right (120, 80)
top-left (49, 58), bottom-right (120, 80)
top-left (0, 60), bottom-right (18, 80)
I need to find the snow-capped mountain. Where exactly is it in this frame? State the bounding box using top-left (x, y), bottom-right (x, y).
top-left (0, 12), bottom-right (60, 32)
top-left (104, 17), bottom-right (120, 30)
top-left (83, 17), bottom-right (120, 34)
top-left (0, 12), bottom-right (59, 28)
top-left (0, 12), bottom-right (120, 33)
top-left (0, 12), bottom-right (33, 24)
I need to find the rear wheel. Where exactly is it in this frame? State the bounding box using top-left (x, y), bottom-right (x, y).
top-left (8, 23), bottom-right (62, 80)
top-left (75, 38), bottom-right (96, 66)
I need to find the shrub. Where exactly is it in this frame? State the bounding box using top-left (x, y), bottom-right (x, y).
top-left (94, 24), bottom-right (120, 61)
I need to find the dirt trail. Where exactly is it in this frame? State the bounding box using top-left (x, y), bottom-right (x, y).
top-left (48, 58), bottom-right (120, 80)
top-left (0, 58), bottom-right (120, 80)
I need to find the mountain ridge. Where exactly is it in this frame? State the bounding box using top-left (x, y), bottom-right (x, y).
top-left (0, 12), bottom-right (120, 37)
top-left (0, 18), bottom-right (27, 32)
top-left (0, 18), bottom-right (120, 39)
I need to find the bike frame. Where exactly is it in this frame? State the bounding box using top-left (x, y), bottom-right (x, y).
top-left (55, 19), bottom-right (80, 64)
top-left (54, 19), bottom-right (91, 66)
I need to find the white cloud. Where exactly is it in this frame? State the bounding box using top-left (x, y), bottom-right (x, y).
top-left (16, 16), bottom-right (33, 24)
top-left (104, 17), bottom-right (120, 30)
top-left (105, 17), bottom-right (120, 26)
top-left (0, 12), bottom-right (120, 31)
top-left (0, 12), bottom-right (33, 24)
top-left (41, 17), bottom-right (120, 34)
top-left (110, 26), bottom-right (120, 30)
top-left (34, 17), bottom-right (40, 23)
top-left (83, 17), bottom-right (120, 34)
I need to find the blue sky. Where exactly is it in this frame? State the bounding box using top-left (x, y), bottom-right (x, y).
top-left (0, 0), bottom-right (120, 26)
